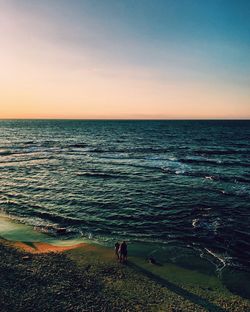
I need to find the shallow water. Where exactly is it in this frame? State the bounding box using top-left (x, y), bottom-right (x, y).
top-left (0, 120), bottom-right (249, 270)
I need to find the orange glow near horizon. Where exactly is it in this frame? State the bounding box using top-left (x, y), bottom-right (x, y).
top-left (0, 2), bottom-right (249, 120)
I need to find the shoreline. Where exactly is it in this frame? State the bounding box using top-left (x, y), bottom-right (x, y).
top-left (1, 238), bottom-right (250, 311)
top-left (1, 215), bottom-right (250, 311)
top-left (0, 213), bottom-right (240, 267)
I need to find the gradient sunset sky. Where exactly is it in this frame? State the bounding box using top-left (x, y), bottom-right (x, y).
top-left (0, 0), bottom-right (249, 119)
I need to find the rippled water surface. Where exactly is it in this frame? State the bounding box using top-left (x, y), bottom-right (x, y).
top-left (0, 120), bottom-right (249, 269)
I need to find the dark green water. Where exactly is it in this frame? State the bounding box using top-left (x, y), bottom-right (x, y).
top-left (0, 120), bottom-right (249, 271)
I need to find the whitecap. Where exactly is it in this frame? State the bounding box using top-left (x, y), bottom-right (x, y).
top-left (192, 218), bottom-right (200, 228)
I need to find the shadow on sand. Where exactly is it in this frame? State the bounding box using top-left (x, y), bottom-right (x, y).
top-left (129, 261), bottom-right (225, 312)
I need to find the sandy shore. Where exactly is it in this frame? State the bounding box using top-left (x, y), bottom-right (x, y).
top-left (1, 237), bottom-right (250, 312)
top-left (0, 215), bottom-right (250, 311)
top-left (13, 241), bottom-right (90, 253)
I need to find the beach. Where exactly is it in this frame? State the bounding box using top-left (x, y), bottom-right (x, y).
top-left (1, 217), bottom-right (250, 312)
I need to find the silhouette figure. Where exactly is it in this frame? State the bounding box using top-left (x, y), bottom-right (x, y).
top-left (114, 242), bottom-right (120, 260)
top-left (119, 241), bottom-right (127, 263)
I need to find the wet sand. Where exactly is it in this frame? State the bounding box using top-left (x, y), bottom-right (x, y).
top-left (0, 216), bottom-right (250, 311)
top-left (0, 237), bottom-right (250, 312)
top-left (13, 241), bottom-right (88, 253)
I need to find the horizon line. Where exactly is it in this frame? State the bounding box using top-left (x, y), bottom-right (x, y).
top-left (0, 118), bottom-right (249, 121)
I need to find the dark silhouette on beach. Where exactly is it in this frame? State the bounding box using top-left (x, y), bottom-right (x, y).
top-left (114, 242), bottom-right (120, 260)
top-left (119, 241), bottom-right (128, 263)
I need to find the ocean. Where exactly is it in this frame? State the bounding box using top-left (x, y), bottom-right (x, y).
top-left (0, 120), bottom-right (249, 271)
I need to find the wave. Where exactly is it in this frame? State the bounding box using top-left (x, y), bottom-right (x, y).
top-left (84, 147), bottom-right (173, 154)
top-left (0, 151), bottom-right (12, 156)
top-left (180, 157), bottom-right (250, 168)
top-left (0, 147), bottom-right (50, 157)
top-left (21, 141), bottom-right (34, 145)
top-left (234, 230), bottom-right (250, 241)
top-left (192, 217), bottom-right (221, 233)
top-left (0, 155), bottom-right (51, 164)
top-left (194, 149), bottom-right (249, 156)
top-left (76, 171), bottom-right (122, 179)
top-left (204, 248), bottom-right (231, 272)
top-left (161, 167), bottom-right (250, 185)
top-left (68, 143), bottom-right (88, 148)
top-left (87, 158), bottom-right (250, 188)
top-left (17, 210), bottom-right (84, 227)
top-left (180, 158), bottom-right (222, 165)
top-left (86, 154), bottom-right (250, 184)
top-left (0, 158), bottom-right (56, 168)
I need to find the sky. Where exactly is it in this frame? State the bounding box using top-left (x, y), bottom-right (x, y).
top-left (0, 0), bottom-right (249, 119)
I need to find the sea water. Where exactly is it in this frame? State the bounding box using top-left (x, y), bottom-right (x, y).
top-left (0, 120), bottom-right (249, 272)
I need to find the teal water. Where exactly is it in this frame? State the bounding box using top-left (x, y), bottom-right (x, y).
top-left (0, 120), bottom-right (249, 271)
